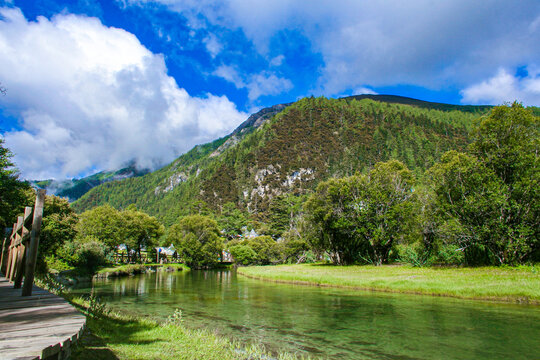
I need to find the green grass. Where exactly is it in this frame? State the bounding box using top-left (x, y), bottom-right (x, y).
top-left (69, 298), bottom-right (302, 360)
top-left (237, 264), bottom-right (540, 304)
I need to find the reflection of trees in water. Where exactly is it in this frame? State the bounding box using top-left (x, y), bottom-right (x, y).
top-left (105, 270), bottom-right (236, 297)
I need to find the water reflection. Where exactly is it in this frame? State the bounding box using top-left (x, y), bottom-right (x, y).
top-left (75, 270), bottom-right (540, 360)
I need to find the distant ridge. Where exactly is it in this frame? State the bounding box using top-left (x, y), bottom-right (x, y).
top-left (32, 164), bottom-right (149, 202)
top-left (343, 94), bottom-right (493, 113)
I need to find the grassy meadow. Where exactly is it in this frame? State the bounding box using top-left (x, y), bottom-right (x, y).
top-left (237, 264), bottom-right (540, 303)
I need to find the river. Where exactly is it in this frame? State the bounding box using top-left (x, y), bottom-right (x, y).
top-left (71, 269), bottom-right (540, 359)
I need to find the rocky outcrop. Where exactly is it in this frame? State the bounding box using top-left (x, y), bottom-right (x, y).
top-left (154, 172), bottom-right (188, 194)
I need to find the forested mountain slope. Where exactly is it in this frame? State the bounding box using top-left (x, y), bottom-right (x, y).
top-left (72, 96), bottom-right (487, 225)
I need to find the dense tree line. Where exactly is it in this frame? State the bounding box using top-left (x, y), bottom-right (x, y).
top-left (305, 103), bottom-right (539, 266)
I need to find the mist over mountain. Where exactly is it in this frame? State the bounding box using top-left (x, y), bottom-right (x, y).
top-left (31, 165), bottom-right (149, 202)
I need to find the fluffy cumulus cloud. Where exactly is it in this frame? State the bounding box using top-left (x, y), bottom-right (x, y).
top-left (125, 0), bottom-right (540, 101)
top-left (0, 8), bottom-right (246, 179)
top-left (461, 67), bottom-right (540, 106)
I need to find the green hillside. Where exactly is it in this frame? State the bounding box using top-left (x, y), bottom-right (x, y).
top-left (72, 96), bottom-right (487, 225)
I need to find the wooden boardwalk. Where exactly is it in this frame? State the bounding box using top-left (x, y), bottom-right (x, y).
top-left (0, 277), bottom-right (86, 360)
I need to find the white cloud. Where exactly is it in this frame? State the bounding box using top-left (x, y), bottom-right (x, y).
top-left (213, 65), bottom-right (245, 88)
top-left (203, 33), bottom-right (222, 58)
top-left (0, 8), bottom-right (247, 179)
top-left (126, 0), bottom-right (540, 95)
top-left (213, 65), bottom-right (292, 101)
top-left (246, 72), bottom-right (292, 101)
top-left (269, 55), bottom-right (285, 67)
top-left (461, 67), bottom-right (540, 106)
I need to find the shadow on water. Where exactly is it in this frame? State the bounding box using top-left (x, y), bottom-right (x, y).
top-left (71, 269), bottom-right (540, 360)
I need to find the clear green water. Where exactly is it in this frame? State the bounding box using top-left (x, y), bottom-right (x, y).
top-left (72, 270), bottom-right (540, 359)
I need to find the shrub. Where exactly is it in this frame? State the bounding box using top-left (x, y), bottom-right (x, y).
top-left (229, 244), bottom-right (257, 265)
top-left (396, 244), bottom-right (432, 267)
top-left (58, 237), bottom-right (110, 273)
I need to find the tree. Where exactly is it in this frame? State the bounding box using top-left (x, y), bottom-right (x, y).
top-left (268, 194), bottom-right (306, 238)
top-left (305, 160), bottom-right (417, 265)
top-left (38, 195), bottom-right (79, 271)
top-left (428, 103), bottom-right (539, 265)
top-left (470, 102), bottom-right (539, 262)
top-left (121, 207), bottom-right (164, 262)
top-left (0, 138), bottom-right (31, 231)
top-left (217, 202), bottom-right (250, 239)
top-left (77, 205), bottom-right (124, 249)
top-left (428, 151), bottom-right (509, 265)
top-left (167, 215), bottom-right (223, 268)
top-left (470, 102), bottom-right (538, 186)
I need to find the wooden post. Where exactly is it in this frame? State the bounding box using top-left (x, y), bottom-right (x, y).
top-left (2, 224), bottom-right (16, 275)
top-left (1, 233), bottom-right (10, 275)
top-left (12, 246), bottom-right (26, 288)
top-left (14, 207), bottom-right (32, 288)
top-left (8, 216), bottom-right (23, 281)
top-left (22, 189), bottom-right (45, 296)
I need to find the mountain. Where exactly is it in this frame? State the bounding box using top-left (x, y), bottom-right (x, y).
top-left (72, 95), bottom-right (491, 225)
top-left (32, 164), bottom-right (149, 202)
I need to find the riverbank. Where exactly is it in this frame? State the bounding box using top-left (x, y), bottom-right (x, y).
top-left (237, 264), bottom-right (540, 304)
top-left (68, 297), bottom-right (300, 360)
top-left (35, 274), bottom-right (303, 360)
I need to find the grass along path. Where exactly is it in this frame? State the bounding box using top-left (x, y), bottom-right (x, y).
top-left (237, 264), bottom-right (540, 304)
top-left (68, 297), bottom-right (302, 360)
top-left (37, 276), bottom-right (303, 360)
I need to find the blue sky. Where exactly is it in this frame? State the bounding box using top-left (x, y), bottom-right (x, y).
top-left (0, 0), bottom-right (539, 180)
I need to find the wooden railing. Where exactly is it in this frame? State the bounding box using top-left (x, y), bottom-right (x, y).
top-left (0, 189), bottom-right (45, 296)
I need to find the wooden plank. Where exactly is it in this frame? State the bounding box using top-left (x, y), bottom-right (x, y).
top-left (0, 294), bottom-right (56, 303)
top-left (0, 304), bottom-right (83, 323)
top-left (0, 291), bottom-right (52, 300)
top-left (0, 317), bottom-right (85, 336)
top-left (0, 297), bottom-right (67, 311)
top-left (1, 323), bottom-right (86, 342)
top-left (0, 276), bottom-right (86, 360)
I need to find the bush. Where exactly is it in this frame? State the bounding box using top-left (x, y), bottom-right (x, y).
top-left (44, 255), bottom-right (73, 272)
top-left (227, 236), bottom-right (284, 265)
top-left (246, 236), bottom-right (282, 264)
top-left (432, 244), bottom-right (465, 265)
top-left (75, 239), bottom-right (110, 271)
top-left (281, 231), bottom-right (310, 263)
top-left (58, 237), bottom-right (110, 273)
top-left (229, 244), bottom-right (257, 265)
top-left (396, 244), bottom-right (432, 267)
